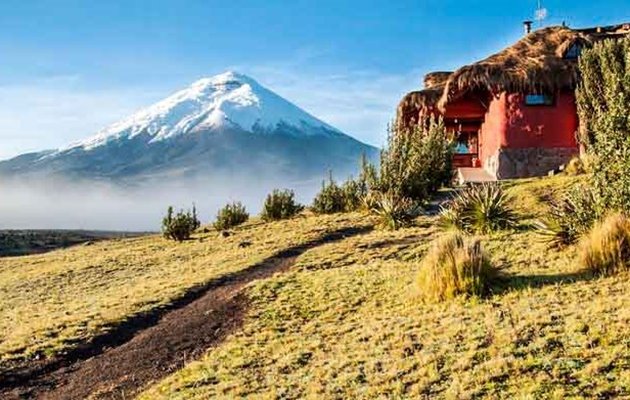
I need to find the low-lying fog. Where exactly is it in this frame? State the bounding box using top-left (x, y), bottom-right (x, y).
top-left (0, 176), bottom-right (326, 231)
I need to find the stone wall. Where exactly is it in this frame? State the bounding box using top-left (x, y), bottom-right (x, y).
top-left (484, 147), bottom-right (578, 179)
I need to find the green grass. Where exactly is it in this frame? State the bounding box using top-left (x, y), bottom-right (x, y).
top-left (0, 213), bottom-right (370, 368)
top-left (4, 175), bottom-right (630, 399)
top-left (139, 175), bottom-right (630, 399)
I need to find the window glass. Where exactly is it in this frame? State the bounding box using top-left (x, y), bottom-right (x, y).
top-left (525, 94), bottom-right (554, 106)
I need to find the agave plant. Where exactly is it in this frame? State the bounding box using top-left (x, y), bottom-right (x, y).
top-left (534, 184), bottom-right (601, 247)
top-left (367, 190), bottom-right (422, 230)
top-left (439, 183), bottom-right (517, 234)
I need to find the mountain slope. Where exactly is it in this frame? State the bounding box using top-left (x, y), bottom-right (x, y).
top-left (0, 72), bottom-right (377, 184)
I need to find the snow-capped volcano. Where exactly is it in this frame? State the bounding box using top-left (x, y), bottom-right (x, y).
top-left (64, 71), bottom-right (340, 152)
top-left (0, 71), bottom-right (377, 184)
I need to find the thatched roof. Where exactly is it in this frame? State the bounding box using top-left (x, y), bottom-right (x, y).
top-left (438, 26), bottom-right (593, 109)
top-left (424, 72), bottom-right (452, 89)
top-left (397, 71), bottom-right (452, 127)
top-left (397, 23), bottom-right (630, 124)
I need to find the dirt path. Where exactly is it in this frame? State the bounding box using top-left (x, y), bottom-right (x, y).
top-left (1, 226), bottom-right (371, 400)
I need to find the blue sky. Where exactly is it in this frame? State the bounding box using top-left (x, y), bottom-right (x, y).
top-left (0, 0), bottom-right (629, 159)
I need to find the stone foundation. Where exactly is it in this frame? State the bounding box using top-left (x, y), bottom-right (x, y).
top-left (484, 147), bottom-right (578, 179)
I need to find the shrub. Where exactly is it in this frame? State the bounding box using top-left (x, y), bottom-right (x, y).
top-left (312, 175), bottom-right (346, 214)
top-left (213, 202), bottom-right (249, 231)
top-left (261, 189), bottom-right (304, 221)
top-left (417, 233), bottom-right (496, 302)
top-left (579, 213), bottom-right (630, 276)
top-left (577, 36), bottom-right (630, 213)
top-left (535, 184), bottom-right (602, 247)
top-left (341, 178), bottom-right (365, 212)
top-left (366, 190), bottom-right (421, 230)
top-left (162, 205), bottom-right (201, 242)
top-left (376, 118), bottom-right (453, 202)
top-left (439, 183), bottom-right (516, 234)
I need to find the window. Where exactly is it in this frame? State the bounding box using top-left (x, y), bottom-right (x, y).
top-left (564, 44), bottom-right (582, 60)
top-left (525, 94), bottom-right (555, 106)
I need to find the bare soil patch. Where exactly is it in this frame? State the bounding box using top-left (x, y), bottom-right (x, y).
top-left (0, 226), bottom-right (370, 399)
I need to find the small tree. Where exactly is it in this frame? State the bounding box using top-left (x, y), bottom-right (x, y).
top-left (312, 172), bottom-right (346, 214)
top-left (162, 205), bottom-right (200, 242)
top-left (577, 36), bottom-right (630, 213)
top-left (261, 189), bottom-right (304, 221)
top-left (214, 202), bottom-right (249, 231)
top-left (375, 117), bottom-right (453, 202)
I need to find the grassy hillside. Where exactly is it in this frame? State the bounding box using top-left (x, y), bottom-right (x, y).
top-left (0, 214), bottom-right (370, 368)
top-left (3, 175), bottom-right (630, 399)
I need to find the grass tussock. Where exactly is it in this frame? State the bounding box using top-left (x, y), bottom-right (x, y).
top-left (579, 213), bottom-right (630, 276)
top-left (564, 156), bottom-right (586, 176)
top-left (417, 232), bottom-right (496, 302)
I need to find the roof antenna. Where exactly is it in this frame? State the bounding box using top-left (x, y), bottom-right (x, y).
top-left (535, 0), bottom-right (548, 27)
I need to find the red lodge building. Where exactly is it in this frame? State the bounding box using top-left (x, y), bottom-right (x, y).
top-left (397, 23), bottom-right (630, 180)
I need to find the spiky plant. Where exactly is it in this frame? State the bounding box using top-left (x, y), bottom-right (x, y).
top-left (439, 183), bottom-right (516, 234)
top-left (367, 190), bottom-right (421, 231)
top-left (534, 184), bottom-right (602, 247)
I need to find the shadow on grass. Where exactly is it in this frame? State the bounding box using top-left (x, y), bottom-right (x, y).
top-left (490, 269), bottom-right (593, 296)
top-left (0, 224), bottom-right (373, 395)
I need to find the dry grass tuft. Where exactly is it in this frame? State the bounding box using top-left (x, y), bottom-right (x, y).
top-left (564, 156), bottom-right (586, 176)
top-left (579, 213), bottom-right (630, 276)
top-left (417, 233), bottom-right (496, 302)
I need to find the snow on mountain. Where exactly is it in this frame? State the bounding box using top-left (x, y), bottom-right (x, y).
top-left (63, 71), bottom-right (340, 152)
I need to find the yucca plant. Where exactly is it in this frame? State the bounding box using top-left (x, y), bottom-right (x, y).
top-left (366, 190), bottom-right (421, 230)
top-left (439, 183), bottom-right (516, 234)
top-left (534, 185), bottom-right (601, 247)
top-left (579, 213), bottom-right (630, 276)
top-left (417, 232), bottom-right (496, 302)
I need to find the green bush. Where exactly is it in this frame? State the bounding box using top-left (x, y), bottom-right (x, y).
top-left (312, 175), bottom-right (346, 214)
top-left (417, 233), bottom-right (496, 302)
top-left (579, 213), bottom-right (630, 276)
top-left (162, 205), bottom-right (201, 242)
top-left (261, 189), bottom-right (304, 221)
top-left (577, 36), bottom-right (630, 213)
top-left (365, 190), bottom-right (421, 230)
top-left (375, 118), bottom-right (453, 202)
top-left (534, 184), bottom-right (602, 247)
top-left (213, 202), bottom-right (249, 231)
top-left (312, 155), bottom-right (374, 215)
top-left (439, 183), bottom-right (516, 234)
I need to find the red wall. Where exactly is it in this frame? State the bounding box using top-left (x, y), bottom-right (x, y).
top-left (478, 91), bottom-right (579, 166)
top-left (479, 93), bottom-right (508, 165)
top-left (504, 92), bottom-right (579, 148)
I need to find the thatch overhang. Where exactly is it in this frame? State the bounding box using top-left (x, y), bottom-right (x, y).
top-left (438, 26), bottom-right (593, 110)
top-left (396, 71), bottom-right (452, 128)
